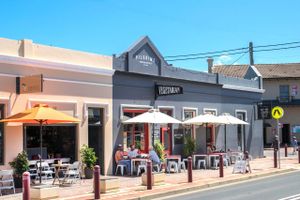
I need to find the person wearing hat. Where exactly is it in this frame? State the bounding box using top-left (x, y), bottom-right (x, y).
top-left (292, 136), bottom-right (298, 155)
top-left (115, 144), bottom-right (131, 175)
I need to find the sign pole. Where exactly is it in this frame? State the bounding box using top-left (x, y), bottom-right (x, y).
top-left (277, 119), bottom-right (281, 169)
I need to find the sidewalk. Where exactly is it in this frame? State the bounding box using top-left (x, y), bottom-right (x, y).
top-left (3, 148), bottom-right (300, 200)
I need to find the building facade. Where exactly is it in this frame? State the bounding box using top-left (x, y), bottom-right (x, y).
top-left (0, 38), bottom-right (114, 174)
top-left (112, 36), bottom-right (264, 167)
top-left (212, 63), bottom-right (300, 147)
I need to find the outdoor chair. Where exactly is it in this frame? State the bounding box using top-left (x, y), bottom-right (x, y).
top-left (214, 156), bottom-right (229, 169)
top-left (178, 160), bottom-right (186, 172)
top-left (167, 161), bottom-right (178, 173)
top-left (0, 170), bottom-right (15, 196)
top-left (152, 163), bottom-right (161, 172)
top-left (28, 160), bottom-right (38, 182)
top-left (137, 161), bottom-right (147, 176)
top-left (197, 159), bottom-right (206, 169)
top-left (63, 161), bottom-right (81, 184)
top-left (36, 161), bottom-right (54, 180)
top-left (115, 164), bottom-right (127, 176)
top-left (60, 158), bottom-right (71, 164)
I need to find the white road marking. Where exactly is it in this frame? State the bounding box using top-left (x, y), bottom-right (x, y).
top-left (278, 193), bottom-right (300, 200)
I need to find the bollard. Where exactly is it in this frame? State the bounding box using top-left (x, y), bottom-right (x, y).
top-left (94, 165), bottom-right (100, 200)
top-left (23, 172), bottom-right (30, 200)
top-left (274, 149), bottom-right (278, 168)
top-left (285, 143), bottom-right (288, 157)
top-left (219, 154), bottom-right (224, 178)
top-left (298, 148), bottom-right (300, 164)
top-left (147, 161), bottom-right (152, 190)
top-left (187, 156), bottom-right (193, 183)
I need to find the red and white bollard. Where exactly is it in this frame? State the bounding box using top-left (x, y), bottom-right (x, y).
top-left (187, 156), bottom-right (193, 183)
top-left (94, 165), bottom-right (100, 200)
top-left (147, 161), bottom-right (152, 190)
top-left (23, 172), bottom-right (30, 200)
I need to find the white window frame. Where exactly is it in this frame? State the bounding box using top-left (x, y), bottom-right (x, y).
top-left (182, 107), bottom-right (198, 120)
top-left (203, 108), bottom-right (218, 115)
top-left (235, 109), bottom-right (248, 121)
top-left (120, 104), bottom-right (153, 120)
top-left (0, 96), bottom-right (10, 117)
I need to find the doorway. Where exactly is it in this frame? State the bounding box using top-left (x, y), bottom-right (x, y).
top-left (88, 107), bottom-right (104, 174)
top-left (159, 109), bottom-right (173, 155)
top-left (282, 124), bottom-right (290, 145)
top-left (236, 112), bottom-right (246, 152)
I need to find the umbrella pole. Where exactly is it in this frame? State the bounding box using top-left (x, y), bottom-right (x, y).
top-left (224, 125), bottom-right (227, 152)
top-left (152, 123), bottom-right (154, 148)
top-left (39, 121), bottom-right (42, 184)
top-left (206, 123), bottom-right (208, 154)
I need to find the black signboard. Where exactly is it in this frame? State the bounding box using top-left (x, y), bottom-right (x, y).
top-left (155, 84), bottom-right (183, 99)
top-left (257, 104), bottom-right (271, 119)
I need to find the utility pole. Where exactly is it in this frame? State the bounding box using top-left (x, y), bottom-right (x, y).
top-left (249, 42), bottom-right (254, 66)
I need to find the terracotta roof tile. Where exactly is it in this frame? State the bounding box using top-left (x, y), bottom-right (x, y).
top-left (212, 63), bottom-right (300, 79)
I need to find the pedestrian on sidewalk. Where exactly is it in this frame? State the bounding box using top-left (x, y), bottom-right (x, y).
top-left (292, 136), bottom-right (298, 155)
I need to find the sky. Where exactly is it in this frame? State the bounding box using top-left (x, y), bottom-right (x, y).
top-left (1, 0), bottom-right (300, 71)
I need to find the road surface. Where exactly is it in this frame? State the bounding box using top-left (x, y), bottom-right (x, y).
top-left (161, 170), bottom-right (300, 200)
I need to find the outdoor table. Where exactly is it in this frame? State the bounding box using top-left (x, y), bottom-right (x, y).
top-left (52, 163), bottom-right (70, 185)
top-left (130, 158), bottom-right (148, 176)
top-left (192, 154), bottom-right (208, 168)
top-left (165, 155), bottom-right (181, 172)
top-left (208, 153), bottom-right (227, 168)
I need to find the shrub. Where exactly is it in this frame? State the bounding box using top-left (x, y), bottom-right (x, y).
top-left (80, 144), bottom-right (97, 169)
top-left (183, 135), bottom-right (196, 157)
top-left (9, 151), bottom-right (29, 178)
top-left (154, 142), bottom-right (166, 162)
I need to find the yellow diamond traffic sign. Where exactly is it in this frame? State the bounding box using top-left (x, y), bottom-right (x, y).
top-left (272, 106), bottom-right (284, 119)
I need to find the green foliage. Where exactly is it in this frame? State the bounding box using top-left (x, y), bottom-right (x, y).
top-left (183, 135), bottom-right (196, 157)
top-left (9, 151), bottom-right (29, 178)
top-left (154, 142), bottom-right (166, 162)
top-left (80, 144), bottom-right (97, 169)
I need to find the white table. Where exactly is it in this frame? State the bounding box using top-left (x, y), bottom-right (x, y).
top-left (130, 158), bottom-right (148, 176)
top-left (192, 154), bottom-right (208, 168)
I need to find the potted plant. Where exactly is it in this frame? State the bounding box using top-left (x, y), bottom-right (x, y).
top-left (183, 135), bottom-right (196, 157)
top-left (9, 151), bottom-right (29, 188)
top-left (154, 142), bottom-right (166, 163)
top-left (80, 144), bottom-right (97, 179)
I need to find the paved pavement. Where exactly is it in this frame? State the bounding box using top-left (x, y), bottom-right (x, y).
top-left (160, 170), bottom-right (300, 200)
top-left (1, 148), bottom-right (300, 200)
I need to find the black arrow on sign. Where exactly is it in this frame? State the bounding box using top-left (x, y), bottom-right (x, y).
top-left (273, 109), bottom-right (281, 116)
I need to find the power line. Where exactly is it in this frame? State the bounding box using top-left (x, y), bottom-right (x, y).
top-left (165, 50), bottom-right (248, 61)
top-left (164, 47), bottom-right (248, 58)
top-left (254, 41), bottom-right (300, 49)
top-left (254, 45), bottom-right (300, 53)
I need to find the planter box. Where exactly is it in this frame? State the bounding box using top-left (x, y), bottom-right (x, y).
top-left (30, 185), bottom-right (59, 200)
top-left (99, 177), bottom-right (119, 193)
top-left (141, 173), bottom-right (165, 186)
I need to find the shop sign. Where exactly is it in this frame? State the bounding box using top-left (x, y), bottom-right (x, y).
top-left (135, 54), bottom-right (156, 66)
top-left (257, 104), bottom-right (271, 119)
top-left (16, 74), bottom-right (43, 94)
top-left (292, 85), bottom-right (298, 96)
top-left (155, 84), bottom-right (183, 98)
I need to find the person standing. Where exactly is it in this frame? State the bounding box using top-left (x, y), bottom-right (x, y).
top-left (292, 136), bottom-right (298, 155)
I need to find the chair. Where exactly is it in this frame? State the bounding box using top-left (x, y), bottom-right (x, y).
top-left (28, 160), bottom-right (38, 182)
top-left (63, 161), bottom-right (81, 184)
top-left (197, 159), bottom-right (206, 169)
top-left (60, 158), bottom-right (71, 164)
top-left (178, 160), bottom-right (186, 172)
top-left (137, 161), bottom-right (147, 176)
top-left (36, 161), bottom-right (54, 180)
top-left (115, 164), bottom-right (127, 176)
top-left (152, 163), bottom-right (161, 172)
top-left (213, 156), bottom-right (229, 169)
top-left (167, 161), bottom-right (178, 173)
top-left (0, 170), bottom-right (15, 195)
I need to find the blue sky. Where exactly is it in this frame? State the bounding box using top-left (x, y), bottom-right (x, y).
top-left (1, 0), bottom-right (300, 71)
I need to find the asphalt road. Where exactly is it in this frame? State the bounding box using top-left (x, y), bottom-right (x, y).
top-left (161, 171), bottom-right (300, 200)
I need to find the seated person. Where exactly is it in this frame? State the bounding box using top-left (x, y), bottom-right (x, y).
top-left (207, 145), bottom-right (213, 154)
top-left (148, 146), bottom-right (161, 165)
top-left (128, 144), bottom-right (139, 159)
top-left (115, 144), bottom-right (131, 175)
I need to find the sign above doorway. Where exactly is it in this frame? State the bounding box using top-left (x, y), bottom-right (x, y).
top-left (155, 84), bottom-right (183, 99)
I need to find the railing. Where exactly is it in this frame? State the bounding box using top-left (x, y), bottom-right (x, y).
top-left (276, 96), bottom-right (294, 103)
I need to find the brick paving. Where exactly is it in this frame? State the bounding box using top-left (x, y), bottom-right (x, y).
top-left (3, 148), bottom-right (300, 200)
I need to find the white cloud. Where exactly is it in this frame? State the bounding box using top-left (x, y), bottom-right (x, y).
top-left (214, 54), bottom-right (232, 65)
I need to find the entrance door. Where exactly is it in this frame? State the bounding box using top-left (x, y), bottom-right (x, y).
top-left (160, 127), bottom-right (172, 155)
top-left (282, 124), bottom-right (290, 145)
top-left (88, 108), bottom-right (104, 174)
top-left (237, 112), bottom-right (246, 152)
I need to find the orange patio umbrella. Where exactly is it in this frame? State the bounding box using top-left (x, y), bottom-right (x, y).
top-left (0, 104), bottom-right (80, 183)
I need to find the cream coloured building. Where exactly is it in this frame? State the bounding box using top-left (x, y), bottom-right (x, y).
top-left (0, 38), bottom-right (114, 174)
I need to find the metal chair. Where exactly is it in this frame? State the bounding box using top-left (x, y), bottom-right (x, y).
top-left (0, 170), bottom-right (15, 195)
top-left (63, 161), bottom-right (81, 184)
top-left (36, 161), bottom-right (54, 180)
top-left (115, 164), bottom-right (127, 176)
top-left (167, 161), bottom-right (179, 173)
top-left (197, 159), bottom-right (206, 169)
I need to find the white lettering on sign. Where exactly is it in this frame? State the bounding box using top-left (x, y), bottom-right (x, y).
top-left (159, 86), bottom-right (180, 95)
top-left (135, 55), bottom-right (156, 66)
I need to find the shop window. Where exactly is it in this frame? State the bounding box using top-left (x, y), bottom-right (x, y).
top-left (174, 125), bottom-right (184, 145)
top-left (25, 125), bottom-right (76, 161)
top-left (123, 109), bottom-right (148, 152)
top-left (0, 105), bottom-right (4, 164)
top-left (203, 108), bottom-right (217, 147)
top-left (279, 85), bottom-right (290, 102)
top-left (183, 109), bottom-right (196, 138)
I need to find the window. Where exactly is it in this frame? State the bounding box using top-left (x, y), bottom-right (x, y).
top-left (0, 105), bottom-right (4, 164)
top-left (203, 108), bottom-right (217, 147)
top-left (183, 109), bottom-right (196, 138)
top-left (279, 85), bottom-right (290, 102)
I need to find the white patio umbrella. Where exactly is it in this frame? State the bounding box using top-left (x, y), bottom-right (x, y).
top-left (183, 113), bottom-right (225, 153)
top-left (217, 113), bottom-right (249, 152)
top-left (123, 109), bottom-right (181, 148)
